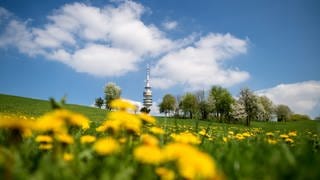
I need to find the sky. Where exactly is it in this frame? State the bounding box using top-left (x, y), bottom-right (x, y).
top-left (0, 0), bottom-right (319, 118)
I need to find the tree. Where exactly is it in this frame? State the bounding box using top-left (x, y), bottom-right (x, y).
top-left (230, 100), bottom-right (247, 122)
top-left (159, 94), bottom-right (176, 117)
top-left (194, 90), bottom-right (209, 120)
top-left (290, 114), bottom-right (311, 121)
top-left (314, 116), bottom-right (320, 121)
top-left (208, 86), bottom-right (234, 122)
top-left (257, 96), bottom-right (274, 121)
top-left (104, 82), bottom-right (121, 110)
top-left (276, 104), bottom-right (292, 122)
top-left (239, 88), bottom-right (258, 126)
top-left (95, 97), bottom-right (104, 109)
top-left (180, 93), bottom-right (198, 119)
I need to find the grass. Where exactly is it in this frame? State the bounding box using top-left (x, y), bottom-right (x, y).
top-left (0, 93), bottom-right (107, 121)
top-left (0, 94), bottom-right (320, 179)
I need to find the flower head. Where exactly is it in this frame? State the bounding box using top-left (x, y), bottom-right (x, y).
top-left (134, 145), bottom-right (163, 165)
top-left (93, 137), bottom-right (120, 155)
top-left (80, 135), bottom-right (96, 144)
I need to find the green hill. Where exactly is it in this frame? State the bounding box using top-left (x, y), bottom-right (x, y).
top-left (0, 93), bottom-right (107, 121)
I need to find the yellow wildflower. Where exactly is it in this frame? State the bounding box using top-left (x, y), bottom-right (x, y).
top-left (35, 135), bottom-right (53, 143)
top-left (80, 135), bottom-right (96, 144)
top-left (266, 132), bottom-right (274, 137)
top-left (235, 133), bottom-right (245, 140)
top-left (36, 109), bottom-right (90, 132)
top-left (0, 114), bottom-right (34, 131)
top-left (162, 143), bottom-right (218, 179)
top-left (288, 131), bottom-right (297, 137)
top-left (63, 153), bottom-right (74, 161)
top-left (139, 113), bottom-right (156, 124)
top-left (39, 144), bottom-right (53, 150)
top-left (56, 134), bottom-right (74, 144)
top-left (285, 138), bottom-right (294, 143)
top-left (242, 132), bottom-right (251, 137)
top-left (199, 129), bottom-right (206, 136)
top-left (149, 127), bottom-right (165, 135)
top-left (280, 134), bottom-right (289, 139)
top-left (110, 99), bottom-right (137, 111)
top-left (228, 131), bottom-right (234, 135)
top-left (93, 137), bottom-right (119, 156)
top-left (178, 150), bottom-right (217, 179)
top-left (267, 139), bottom-right (277, 144)
top-left (141, 134), bottom-right (159, 146)
top-left (223, 137), bottom-right (228, 142)
top-left (155, 167), bottom-right (175, 180)
top-left (171, 132), bottom-right (201, 145)
top-left (106, 111), bottom-right (142, 134)
top-left (119, 137), bottom-right (127, 144)
top-left (134, 145), bottom-right (163, 165)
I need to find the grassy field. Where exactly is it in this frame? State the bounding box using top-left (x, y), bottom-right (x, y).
top-left (0, 94), bottom-right (320, 179)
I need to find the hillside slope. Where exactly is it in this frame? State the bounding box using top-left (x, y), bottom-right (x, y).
top-left (0, 93), bottom-right (107, 121)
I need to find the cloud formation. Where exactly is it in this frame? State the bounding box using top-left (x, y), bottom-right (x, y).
top-left (256, 81), bottom-right (320, 117)
top-left (162, 20), bottom-right (178, 30)
top-left (152, 33), bottom-right (249, 89)
top-left (0, 1), bottom-right (249, 88)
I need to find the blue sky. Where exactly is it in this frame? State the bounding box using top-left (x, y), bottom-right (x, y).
top-left (0, 0), bottom-right (319, 117)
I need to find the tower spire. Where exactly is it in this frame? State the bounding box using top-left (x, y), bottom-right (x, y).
top-left (143, 64), bottom-right (152, 111)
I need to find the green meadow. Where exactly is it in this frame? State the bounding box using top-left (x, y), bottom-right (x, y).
top-left (0, 94), bottom-right (320, 179)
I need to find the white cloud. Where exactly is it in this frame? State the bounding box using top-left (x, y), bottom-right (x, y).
top-left (0, 1), bottom-right (177, 76)
top-left (0, 2), bottom-right (249, 87)
top-left (151, 33), bottom-right (249, 90)
top-left (256, 81), bottom-right (320, 117)
top-left (162, 20), bottom-right (178, 30)
top-left (70, 44), bottom-right (139, 77)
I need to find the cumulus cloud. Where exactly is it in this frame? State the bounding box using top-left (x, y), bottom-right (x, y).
top-left (256, 81), bottom-right (320, 117)
top-left (0, 1), bottom-right (249, 86)
top-left (162, 20), bottom-right (178, 30)
top-left (0, 1), bottom-right (177, 76)
top-left (151, 33), bottom-right (250, 90)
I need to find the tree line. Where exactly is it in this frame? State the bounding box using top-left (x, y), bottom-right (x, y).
top-left (159, 86), bottom-right (311, 126)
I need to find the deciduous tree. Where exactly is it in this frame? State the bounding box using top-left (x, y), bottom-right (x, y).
top-left (104, 82), bottom-right (121, 110)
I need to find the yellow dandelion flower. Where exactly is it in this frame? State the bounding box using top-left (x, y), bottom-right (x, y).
top-left (171, 132), bottom-right (201, 145)
top-left (162, 143), bottom-right (195, 161)
top-left (266, 132), bottom-right (274, 137)
top-left (149, 127), bottom-right (165, 135)
top-left (178, 150), bottom-right (217, 179)
top-left (93, 137), bottom-right (119, 156)
top-left (288, 131), bottom-right (297, 137)
top-left (267, 139), bottom-right (277, 144)
top-left (107, 111), bottom-right (142, 134)
top-left (39, 143), bottom-right (53, 150)
top-left (35, 114), bottom-right (66, 134)
top-left (235, 133), bottom-right (245, 140)
top-left (155, 167), bottom-right (175, 180)
top-left (36, 109), bottom-right (90, 132)
top-left (119, 137), bottom-right (127, 144)
top-left (80, 135), bottom-right (96, 144)
top-left (228, 131), bottom-right (234, 135)
top-left (223, 137), bottom-right (228, 142)
top-left (280, 134), bottom-right (289, 139)
top-left (0, 114), bottom-right (35, 131)
top-left (242, 132), bottom-right (251, 137)
top-left (139, 113), bottom-right (156, 124)
top-left (56, 134), bottom-right (74, 144)
top-left (199, 129), bottom-right (206, 136)
top-left (141, 134), bottom-right (159, 146)
top-left (134, 145), bottom-right (163, 165)
top-left (35, 135), bottom-right (53, 143)
top-left (285, 138), bottom-right (294, 143)
top-left (63, 153), bottom-right (74, 161)
top-left (110, 99), bottom-right (137, 111)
